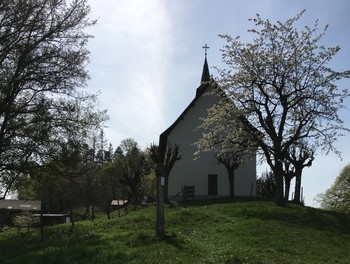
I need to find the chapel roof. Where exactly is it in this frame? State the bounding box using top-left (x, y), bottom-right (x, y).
top-left (200, 56), bottom-right (210, 83)
top-left (159, 55), bottom-right (214, 159)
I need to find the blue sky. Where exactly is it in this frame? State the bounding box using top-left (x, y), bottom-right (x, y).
top-left (86, 0), bottom-right (350, 207)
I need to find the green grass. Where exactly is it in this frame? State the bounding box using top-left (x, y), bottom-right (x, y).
top-left (1, 199), bottom-right (350, 264)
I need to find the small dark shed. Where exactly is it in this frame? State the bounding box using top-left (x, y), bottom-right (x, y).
top-left (0, 200), bottom-right (41, 226)
top-left (33, 213), bottom-right (69, 225)
top-left (111, 200), bottom-right (128, 211)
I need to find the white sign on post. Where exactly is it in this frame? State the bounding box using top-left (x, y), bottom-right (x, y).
top-left (160, 176), bottom-right (165, 186)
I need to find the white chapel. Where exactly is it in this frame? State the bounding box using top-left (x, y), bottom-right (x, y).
top-left (159, 50), bottom-right (257, 199)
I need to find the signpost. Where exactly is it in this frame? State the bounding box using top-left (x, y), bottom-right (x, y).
top-left (156, 165), bottom-right (165, 237)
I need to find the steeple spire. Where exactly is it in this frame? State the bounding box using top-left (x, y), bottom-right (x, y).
top-left (201, 44), bottom-right (210, 83)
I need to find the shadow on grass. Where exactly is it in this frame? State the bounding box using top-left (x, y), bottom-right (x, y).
top-left (161, 234), bottom-right (184, 250)
top-left (0, 226), bottom-right (124, 264)
top-left (2, 214), bottom-right (191, 263)
top-left (176, 197), bottom-right (263, 207)
top-left (170, 198), bottom-right (350, 234)
top-left (234, 202), bottom-right (350, 234)
top-left (126, 231), bottom-right (184, 250)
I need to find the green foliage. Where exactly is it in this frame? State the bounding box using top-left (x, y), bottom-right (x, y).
top-left (1, 200), bottom-right (350, 263)
top-left (102, 139), bottom-right (153, 206)
top-left (317, 164), bottom-right (350, 214)
top-left (13, 212), bottom-right (40, 229)
top-left (116, 139), bottom-right (147, 205)
top-left (15, 129), bottom-right (114, 220)
top-left (0, 0), bottom-right (107, 198)
top-left (256, 171), bottom-right (276, 198)
top-left (143, 169), bottom-right (157, 198)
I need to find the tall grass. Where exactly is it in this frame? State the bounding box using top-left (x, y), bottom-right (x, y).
top-left (0, 199), bottom-right (349, 263)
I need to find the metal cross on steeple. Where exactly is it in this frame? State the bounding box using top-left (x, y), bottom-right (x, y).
top-left (202, 44), bottom-right (210, 57)
top-left (201, 44), bottom-right (210, 83)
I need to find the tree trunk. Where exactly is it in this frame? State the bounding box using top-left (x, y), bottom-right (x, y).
top-left (284, 177), bottom-right (291, 201)
top-left (69, 206), bottom-right (75, 227)
top-left (106, 199), bottom-right (111, 220)
top-left (274, 162), bottom-right (285, 206)
top-left (91, 204), bottom-right (95, 220)
top-left (164, 174), bottom-right (169, 203)
top-left (293, 170), bottom-right (302, 203)
top-left (227, 167), bottom-right (235, 198)
top-left (85, 204), bottom-right (90, 219)
top-left (40, 201), bottom-right (44, 240)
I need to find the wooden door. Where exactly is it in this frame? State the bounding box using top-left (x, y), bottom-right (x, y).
top-left (208, 174), bottom-right (218, 196)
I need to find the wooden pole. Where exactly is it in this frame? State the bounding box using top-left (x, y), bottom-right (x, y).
top-left (156, 164), bottom-right (165, 237)
top-left (40, 201), bottom-right (44, 240)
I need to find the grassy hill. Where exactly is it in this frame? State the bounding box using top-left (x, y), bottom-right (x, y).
top-left (0, 199), bottom-right (350, 264)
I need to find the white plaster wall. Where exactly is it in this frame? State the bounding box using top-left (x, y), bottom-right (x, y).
top-left (167, 87), bottom-right (257, 198)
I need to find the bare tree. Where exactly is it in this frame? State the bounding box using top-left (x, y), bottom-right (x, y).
top-left (149, 143), bottom-right (181, 237)
top-left (163, 143), bottom-right (181, 202)
top-left (148, 144), bottom-right (165, 237)
top-left (287, 142), bottom-right (315, 203)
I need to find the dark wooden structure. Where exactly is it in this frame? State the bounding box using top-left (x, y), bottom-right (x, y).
top-left (0, 200), bottom-right (41, 226)
top-left (182, 185), bottom-right (195, 201)
top-left (32, 213), bottom-right (69, 225)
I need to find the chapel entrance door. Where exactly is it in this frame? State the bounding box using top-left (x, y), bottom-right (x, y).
top-left (208, 174), bottom-right (218, 196)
